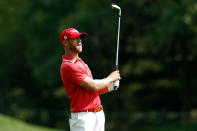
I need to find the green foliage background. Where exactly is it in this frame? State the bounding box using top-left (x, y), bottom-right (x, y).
top-left (1, 0), bottom-right (197, 130)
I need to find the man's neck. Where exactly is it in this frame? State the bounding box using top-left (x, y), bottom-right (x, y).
top-left (65, 51), bottom-right (79, 58)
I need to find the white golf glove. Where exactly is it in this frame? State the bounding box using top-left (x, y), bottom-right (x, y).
top-left (108, 80), bottom-right (120, 91)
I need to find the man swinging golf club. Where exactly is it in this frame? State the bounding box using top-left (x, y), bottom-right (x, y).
top-left (59, 4), bottom-right (121, 131)
top-left (60, 28), bottom-right (120, 131)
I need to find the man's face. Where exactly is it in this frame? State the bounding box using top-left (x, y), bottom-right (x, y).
top-left (67, 37), bottom-right (82, 53)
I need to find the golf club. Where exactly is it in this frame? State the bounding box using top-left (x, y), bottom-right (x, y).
top-left (111, 3), bottom-right (121, 89)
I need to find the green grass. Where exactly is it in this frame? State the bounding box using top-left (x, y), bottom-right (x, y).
top-left (0, 114), bottom-right (64, 131)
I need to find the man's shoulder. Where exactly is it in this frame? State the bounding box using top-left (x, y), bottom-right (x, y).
top-left (61, 61), bottom-right (79, 71)
top-left (61, 61), bottom-right (73, 68)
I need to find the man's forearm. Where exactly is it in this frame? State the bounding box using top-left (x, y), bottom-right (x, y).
top-left (80, 76), bottom-right (112, 91)
top-left (93, 77), bottom-right (112, 90)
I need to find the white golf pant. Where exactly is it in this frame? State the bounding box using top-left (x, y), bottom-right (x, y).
top-left (69, 110), bottom-right (105, 131)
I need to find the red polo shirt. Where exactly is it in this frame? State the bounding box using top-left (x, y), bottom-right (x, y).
top-left (60, 55), bottom-right (101, 112)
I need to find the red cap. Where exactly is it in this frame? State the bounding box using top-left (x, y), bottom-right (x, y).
top-left (60, 28), bottom-right (88, 43)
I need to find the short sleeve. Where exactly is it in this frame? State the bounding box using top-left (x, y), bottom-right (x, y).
top-left (62, 63), bottom-right (87, 85)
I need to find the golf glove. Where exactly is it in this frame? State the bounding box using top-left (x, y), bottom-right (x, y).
top-left (108, 80), bottom-right (120, 91)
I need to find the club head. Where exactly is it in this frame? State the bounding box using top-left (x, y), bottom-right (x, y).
top-left (111, 4), bottom-right (120, 10)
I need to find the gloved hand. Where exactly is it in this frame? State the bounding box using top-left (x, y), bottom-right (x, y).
top-left (113, 80), bottom-right (120, 90)
top-left (108, 80), bottom-right (120, 91)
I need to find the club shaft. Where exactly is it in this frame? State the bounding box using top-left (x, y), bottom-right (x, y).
top-left (115, 9), bottom-right (121, 70)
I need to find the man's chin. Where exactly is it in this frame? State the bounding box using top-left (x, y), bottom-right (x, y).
top-left (70, 46), bottom-right (82, 53)
top-left (76, 50), bottom-right (82, 53)
top-left (76, 47), bottom-right (82, 53)
top-left (74, 49), bottom-right (82, 53)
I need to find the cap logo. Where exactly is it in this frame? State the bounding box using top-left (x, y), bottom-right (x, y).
top-left (64, 35), bottom-right (67, 40)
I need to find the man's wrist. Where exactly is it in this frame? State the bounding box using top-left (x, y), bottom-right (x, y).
top-left (105, 77), bottom-right (113, 84)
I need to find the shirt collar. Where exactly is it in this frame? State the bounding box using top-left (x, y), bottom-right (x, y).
top-left (62, 55), bottom-right (81, 63)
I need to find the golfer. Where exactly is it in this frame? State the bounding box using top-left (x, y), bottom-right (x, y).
top-left (60, 28), bottom-right (121, 131)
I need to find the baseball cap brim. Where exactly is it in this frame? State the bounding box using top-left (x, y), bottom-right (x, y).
top-left (79, 33), bottom-right (88, 39)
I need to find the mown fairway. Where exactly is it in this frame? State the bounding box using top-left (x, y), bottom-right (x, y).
top-left (0, 114), bottom-right (64, 131)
